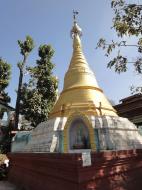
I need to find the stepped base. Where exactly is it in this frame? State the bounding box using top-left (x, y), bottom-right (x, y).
top-left (8, 150), bottom-right (142, 190)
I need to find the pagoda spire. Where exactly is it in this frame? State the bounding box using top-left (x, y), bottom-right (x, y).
top-left (64, 12), bottom-right (98, 90)
top-left (71, 11), bottom-right (82, 38)
top-left (49, 13), bottom-right (117, 118)
top-left (70, 11), bottom-right (82, 50)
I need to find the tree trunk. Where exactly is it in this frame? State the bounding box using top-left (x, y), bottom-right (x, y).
top-left (15, 69), bottom-right (23, 129)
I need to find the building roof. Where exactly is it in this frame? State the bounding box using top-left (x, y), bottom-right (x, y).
top-left (114, 93), bottom-right (142, 122)
top-left (120, 93), bottom-right (142, 104)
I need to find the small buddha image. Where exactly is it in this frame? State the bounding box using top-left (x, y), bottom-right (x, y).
top-left (82, 135), bottom-right (90, 149)
top-left (70, 119), bottom-right (90, 150)
top-left (76, 125), bottom-right (83, 144)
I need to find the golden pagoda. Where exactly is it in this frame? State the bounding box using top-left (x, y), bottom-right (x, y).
top-left (12, 12), bottom-right (142, 154)
top-left (49, 14), bottom-right (117, 119)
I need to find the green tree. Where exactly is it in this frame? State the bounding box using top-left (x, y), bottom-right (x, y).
top-left (0, 58), bottom-right (11, 153)
top-left (20, 45), bottom-right (58, 127)
top-left (0, 58), bottom-right (11, 103)
top-left (97, 0), bottom-right (142, 93)
top-left (0, 58), bottom-right (11, 119)
top-left (15, 36), bottom-right (34, 129)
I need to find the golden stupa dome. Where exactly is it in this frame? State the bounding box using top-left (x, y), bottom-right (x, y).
top-left (49, 18), bottom-right (117, 118)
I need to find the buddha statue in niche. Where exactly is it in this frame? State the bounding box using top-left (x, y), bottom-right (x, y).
top-left (69, 119), bottom-right (90, 150)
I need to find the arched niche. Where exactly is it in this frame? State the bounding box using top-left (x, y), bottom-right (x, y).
top-left (69, 118), bottom-right (91, 150)
top-left (63, 112), bottom-right (96, 153)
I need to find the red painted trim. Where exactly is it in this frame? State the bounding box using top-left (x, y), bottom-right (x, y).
top-left (8, 150), bottom-right (142, 190)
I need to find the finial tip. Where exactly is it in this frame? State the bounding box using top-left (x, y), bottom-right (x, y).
top-left (73, 10), bottom-right (79, 22)
top-left (71, 11), bottom-right (82, 38)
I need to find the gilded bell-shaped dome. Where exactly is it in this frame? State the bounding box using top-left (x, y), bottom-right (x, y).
top-left (49, 20), bottom-right (117, 118)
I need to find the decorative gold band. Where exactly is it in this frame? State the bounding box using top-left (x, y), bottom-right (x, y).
top-left (49, 106), bottom-right (116, 118)
top-left (61, 86), bottom-right (103, 94)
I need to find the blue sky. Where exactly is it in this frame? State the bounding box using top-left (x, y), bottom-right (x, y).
top-left (0, 0), bottom-right (140, 107)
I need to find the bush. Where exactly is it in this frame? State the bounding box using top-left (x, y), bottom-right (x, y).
top-left (0, 164), bottom-right (7, 180)
top-left (0, 154), bottom-right (8, 180)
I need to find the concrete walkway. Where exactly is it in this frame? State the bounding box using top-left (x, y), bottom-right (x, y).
top-left (0, 181), bottom-right (16, 190)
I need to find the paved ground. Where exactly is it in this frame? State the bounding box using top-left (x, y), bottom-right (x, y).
top-left (0, 181), bottom-right (16, 190)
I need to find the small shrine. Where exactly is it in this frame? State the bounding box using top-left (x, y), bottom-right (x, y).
top-left (12, 13), bottom-right (142, 154)
top-left (9, 12), bottom-right (142, 190)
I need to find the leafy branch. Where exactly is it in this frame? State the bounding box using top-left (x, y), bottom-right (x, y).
top-left (15, 36), bottom-right (34, 129)
top-left (96, 38), bottom-right (142, 74)
top-left (20, 45), bottom-right (58, 127)
top-left (96, 0), bottom-right (142, 93)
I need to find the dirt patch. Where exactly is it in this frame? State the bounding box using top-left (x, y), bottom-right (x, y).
top-left (0, 181), bottom-right (16, 190)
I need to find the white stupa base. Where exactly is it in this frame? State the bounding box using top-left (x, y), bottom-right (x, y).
top-left (11, 116), bottom-right (142, 153)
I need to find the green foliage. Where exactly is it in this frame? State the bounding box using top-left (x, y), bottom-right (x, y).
top-left (0, 164), bottom-right (7, 180)
top-left (96, 0), bottom-right (142, 93)
top-left (138, 38), bottom-right (142, 53)
top-left (0, 154), bottom-right (8, 180)
top-left (18, 35), bottom-right (35, 57)
top-left (0, 126), bottom-right (11, 154)
top-left (15, 36), bottom-right (35, 129)
top-left (0, 58), bottom-right (11, 103)
top-left (134, 58), bottom-right (142, 74)
top-left (111, 1), bottom-right (142, 37)
top-left (0, 58), bottom-right (11, 91)
top-left (107, 55), bottom-right (127, 73)
top-left (17, 36), bottom-right (34, 72)
top-left (20, 45), bottom-right (58, 127)
top-left (0, 107), bottom-right (7, 119)
top-left (0, 92), bottom-right (10, 104)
